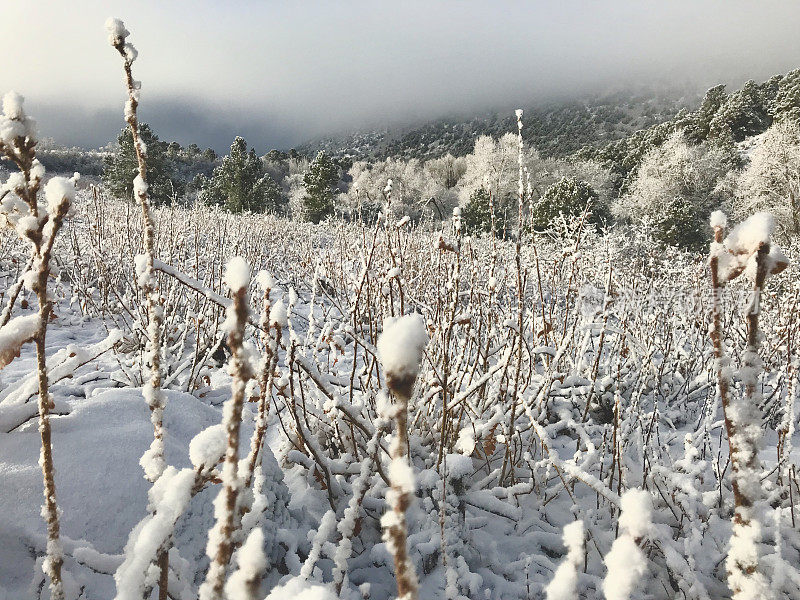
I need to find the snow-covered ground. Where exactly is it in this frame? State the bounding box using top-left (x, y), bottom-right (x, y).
top-left (2, 187), bottom-right (800, 599)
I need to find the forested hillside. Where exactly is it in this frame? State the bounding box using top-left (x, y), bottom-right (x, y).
top-left (298, 87), bottom-right (697, 161)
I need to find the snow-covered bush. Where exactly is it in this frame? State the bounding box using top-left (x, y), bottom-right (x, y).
top-left (614, 131), bottom-right (734, 247)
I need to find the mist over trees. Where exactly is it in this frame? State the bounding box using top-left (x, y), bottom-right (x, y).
top-left (101, 124), bottom-right (216, 205)
top-left (58, 68), bottom-right (800, 247)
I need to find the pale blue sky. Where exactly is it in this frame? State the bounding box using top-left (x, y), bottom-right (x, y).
top-left (2, 1), bottom-right (799, 151)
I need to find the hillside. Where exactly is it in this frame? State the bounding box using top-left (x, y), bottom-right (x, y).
top-left (298, 87), bottom-right (699, 161)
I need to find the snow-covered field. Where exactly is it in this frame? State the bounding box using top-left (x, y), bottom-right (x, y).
top-left (2, 179), bottom-right (800, 598)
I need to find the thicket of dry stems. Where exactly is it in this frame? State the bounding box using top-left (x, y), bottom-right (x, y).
top-left (0, 95), bottom-right (76, 600)
top-left (200, 264), bottom-right (254, 600)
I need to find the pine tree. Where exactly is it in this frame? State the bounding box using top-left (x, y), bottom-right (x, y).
top-left (530, 177), bottom-right (602, 231)
top-left (773, 69), bottom-right (800, 123)
top-left (200, 137), bottom-right (284, 213)
top-left (684, 85), bottom-right (727, 144)
top-left (708, 80), bottom-right (771, 142)
top-left (461, 188), bottom-right (507, 236)
top-left (302, 151), bottom-right (339, 223)
top-left (103, 123), bottom-right (177, 205)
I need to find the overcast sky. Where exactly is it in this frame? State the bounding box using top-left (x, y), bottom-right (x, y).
top-left (2, 1), bottom-right (800, 152)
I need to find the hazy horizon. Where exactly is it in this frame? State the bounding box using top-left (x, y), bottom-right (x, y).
top-left (2, 1), bottom-right (800, 153)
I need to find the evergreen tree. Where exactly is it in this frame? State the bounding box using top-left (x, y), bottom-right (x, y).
top-left (461, 188), bottom-right (492, 235)
top-left (461, 188), bottom-right (516, 237)
top-left (103, 123), bottom-right (177, 205)
top-left (530, 177), bottom-right (602, 231)
top-left (200, 137), bottom-right (284, 213)
top-left (684, 85), bottom-right (727, 144)
top-left (708, 80), bottom-right (771, 142)
top-left (772, 69), bottom-right (800, 123)
top-left (302, 151), bottom-right (339, 223)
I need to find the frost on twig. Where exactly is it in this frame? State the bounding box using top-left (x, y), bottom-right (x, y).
top-left (377, 313), bottom-right (428, 600)
top-left (199, 257), bottom-right (254, 600)
top-left (113, 467), bottom-right (197, 600)
top-left (709, 210), bottom-right (788, 600)
top-left (224, 528), bottom-right (266, 600)
top-left (105, 16), bottom-right (168, 483)
top-left (0, 90), bottom-right (76, 600)
top-left (601, 489), bottom-right (652, 600)
top-left (545, 520), bottom-right (585, 600)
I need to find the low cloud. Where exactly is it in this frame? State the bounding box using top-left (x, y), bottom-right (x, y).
top-left (3, 1), bottom-right (800, 152)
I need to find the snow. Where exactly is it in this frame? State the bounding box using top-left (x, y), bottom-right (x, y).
top-left (601, 490), bottom-right (653, 600)
top-left (617, 488), bottom-right (652, 540)
top-left (376, 313), bottom-right (428, 382)
top-left (270, 299), bottom-right (288, 328)
top-left (104, 17), bottom-right (129, 45)
top-left (123, 43), bottom-right (138, 63)
top-left (224, 528), bottom-right (266, 600)
top-left (767, 244), bottom-right (790, 275)
top-left (44, 176), bottom-right (75, 214)
top-left (445, 453), bottom-right (473, 480)
top-left (2, 91), bottom-right (24, 120)
top-left (224, 256), bottom-right (251, 291)
top-left (545, 520), bottom-right (584, 600)
top-left (709, 210), bottom-right (727, 229)
top-left (388, 457), bottom-right (415, 494)
top-left (264, 578), bottom-right (336, 600)
top-left (601, 535), bottom-right (648, 600)
top-left (725, 212), bottom-right (774, 255)
top-left (132, 174), bottom-right (148, 199)
top-left (114, 466), bottom-right (197, 600)
top-left (455, 427), bottom-right (476, 455)
top-left (0, 382), bottom-right (225, 597)
top-left (256, 269), bottom-right (275, 292)
top-left (0, 313), bottom-right (38, 369)
top-left (189, 424), bottom-right (227, 470)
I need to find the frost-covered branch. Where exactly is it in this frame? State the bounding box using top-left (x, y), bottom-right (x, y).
top-left (0, 90), bottom-right (75, 600)
top-left (709, 210), bottom-right (789, 599)
top-left (199, 257), bottom-right (254, 600)
top-left (377, 314), bottom-right (428, 600)
top-left (106, 17), bottom-right (168, 483)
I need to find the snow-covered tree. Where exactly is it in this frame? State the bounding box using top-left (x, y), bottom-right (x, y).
top-left (458, 133), bottom-right (522, 207)
top-left (709, 80), bottom-right (771, 142)
top-left (200, 137), bottom-right (284, 214)
top-left (614, 132), bottom-right (733, 247)
top-left (103, 124), bottom-right (177, 205)
top-left (302, 151), bottom-right (339, 223)
top-left (737, 120), bottom-right (800, 236)
top-left (530, 176), bottom-right (603, 232)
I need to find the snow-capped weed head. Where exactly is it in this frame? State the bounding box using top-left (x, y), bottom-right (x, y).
top-left (725, 212), bottom-right (774, 256)
top-left (618, 488), bottom-right (653, 540)
top-left (44, 177), bottom-right (75, 216)
top-left (377, 313), bottom-right (428, 399)
top-left (2, 91), bottom-right (25, 120)
top-left (105, 17), bottom-right (130, 46)
top-left (709, 210), bottom-right (727, 231)
top-left (224, 256), bottom-right (251, 292)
